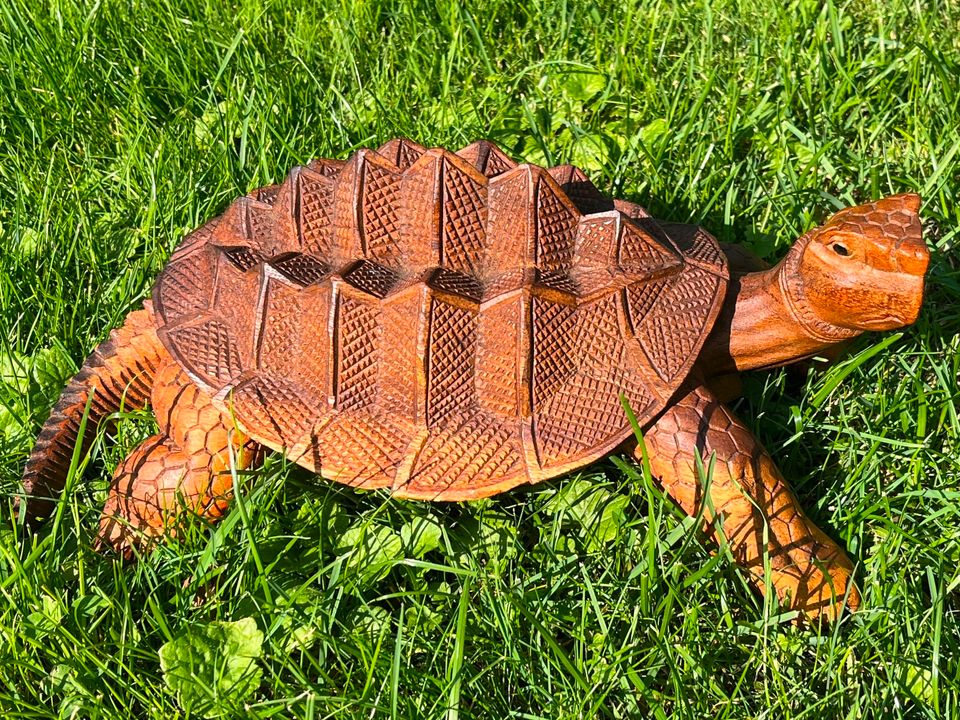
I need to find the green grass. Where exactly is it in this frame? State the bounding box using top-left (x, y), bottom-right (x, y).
top-left (1, 0), bottom-right (958, 716)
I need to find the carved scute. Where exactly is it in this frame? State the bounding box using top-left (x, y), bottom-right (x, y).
top-left (252, 183), bottom-right (281, 206)
top-left (343, 259), bottom-right (402, 299)
top-left (246, 199), bottom-right (275, 251)
top-left (292, 282), bottom-right (334, 410)
top-left (210, 197), bottom-right (249, 255)
top-left (537, 270), bottom-right (581, 296)
top-left (155, 243), bottom-right (217, 324)
top-left (247, 276), bottom-right (332, 414)
top-left (570, 215), bottom-right (621, 298)
top-left (428, 268), bottom-right (483, 302)
top-left (311, 410), bottom-right (411, 489)
top-left (545, 164), bottom-right (578, 187)
top-left (256, 276), bottom-right (301, 377)
top-left (548, 164), bottom-right (614, 214)
top-left (625, 274), bottom-right (674, 334)
top-left (659, 222), bottom-right (728, 277)
top-left (475, 293), bottom-right (522, 418)
top-left (334, 290), bottom-right (382, 412)
top-left (164, 317), bottom-right (245, 392)
top-left (377, 137), bottom-right (427, 170)
top-left (534, 369), bottom-right (653, 469)
top-left (211, 197), bottom-right (252, 248)
top-left (305, 158), bottom-right (346, 177)
top-left (575, 213), bottom-right (620, 267)
top-left (439, 151), bottom-right (489, 276)
top-left (377, 285), bottom-right (425, 424)
top-left (535, 171), bottom-right (581, 273)
top-left (221, 246), bottom-right (262, 272)
top-left (297, 166), bottom-right (338, 257)
top-left (359, 151), bottom-right (404, 267)
top-left (618, 217), bottom-right (683, 277)
top-left (482, 268), bottom-right (529, 300)
top-left (456, 140), bottom-right (490, 172)
top-left (532, 293), bottom-right (654, 469)
top-left (230, 374), bottom-right (321, 449)
top-left (425, 296), bottom-right (479, 426)
top-left (634, 264), bottom-right (723, 383)
top-left (399, 150), bottom-right (443, 272)
top-left (484, 165), bottom-right (536, 277)
top-left (210, 250), bottom-right (261, 373)
top-left (456, 140), bottom-right (517, 178)
top-left (255, 170), bottom-right (299, 256)
top-left (398, 411), bottom-right (526, 500)
top-left (270, 252), bottom-right (331, 287)
top-left (330, 152), bottom-right (364, 260)
top-left (531, 298), bottom-right (578, 409)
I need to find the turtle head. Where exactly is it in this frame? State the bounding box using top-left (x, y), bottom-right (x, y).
top-left (783, 193), bottom-right (929, 334)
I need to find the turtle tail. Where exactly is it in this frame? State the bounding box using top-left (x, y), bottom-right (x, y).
top-left (19, 303), bottom-right (169, 523)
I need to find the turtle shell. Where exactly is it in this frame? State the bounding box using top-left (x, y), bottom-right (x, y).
top-left (152, 139), bottom-right (729, 500)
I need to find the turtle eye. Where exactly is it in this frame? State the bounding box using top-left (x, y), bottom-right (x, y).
top-left (830, 242), bottom-right (850, 257)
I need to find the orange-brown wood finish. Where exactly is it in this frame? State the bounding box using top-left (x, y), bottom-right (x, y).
top-left (638, 382), bottom-right (858, 620)
top-left (701, 193), bottom-right (927, 374)
top-left (20, 307), bottom-right (165, 521)
top-left (20, 140), bottom-right (929, 622)
top-left (97, 357), bottom-right (260, 553)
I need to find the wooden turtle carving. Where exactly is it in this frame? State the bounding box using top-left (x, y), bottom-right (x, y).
top-left (20, 139), bottom-right (929, 621)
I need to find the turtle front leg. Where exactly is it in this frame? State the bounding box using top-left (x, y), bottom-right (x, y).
top-left (96, 362), bottom-right (261, 554)
top-left (635, 383), bottom-right (859, 621)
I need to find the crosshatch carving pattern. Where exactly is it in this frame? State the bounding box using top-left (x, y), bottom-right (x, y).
top-left (154, 139), bottom-right (728, 497)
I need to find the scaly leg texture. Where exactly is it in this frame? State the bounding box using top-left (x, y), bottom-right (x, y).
top-left (638, 383), bottom-right (859, 621)
top-left (97, 361), bottom-right (261, 553)
top-left (20, 308), bottom-right (165, 521)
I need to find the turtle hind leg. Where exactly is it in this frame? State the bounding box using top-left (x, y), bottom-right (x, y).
top-left (96, 362), bottom-right (261, 554)
top-left (636, 382), bottom-right (859, 622)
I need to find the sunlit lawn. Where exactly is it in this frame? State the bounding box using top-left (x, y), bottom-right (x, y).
top-left (1, 0), bottom-right (958, 717)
